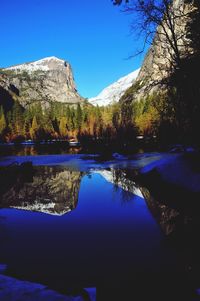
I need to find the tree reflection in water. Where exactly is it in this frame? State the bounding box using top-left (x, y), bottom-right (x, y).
top-left (112, 169), bottom-right (137, 203)
top-left (1, 164), bottom-right (200, 298)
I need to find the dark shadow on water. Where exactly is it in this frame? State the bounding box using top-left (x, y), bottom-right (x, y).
top-left (0, 143), bottom-right (80, 156)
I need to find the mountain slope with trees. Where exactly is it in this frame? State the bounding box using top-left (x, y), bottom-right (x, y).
top-left (1, 0), bottom-right (200, 148)
top-left (115, 0), bottom-right (200, 144)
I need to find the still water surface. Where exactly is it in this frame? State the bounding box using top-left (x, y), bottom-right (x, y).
top-left (0, 149), bottom-right (196, 299)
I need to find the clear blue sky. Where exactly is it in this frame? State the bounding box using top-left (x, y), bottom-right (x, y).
top-left (0, 0), bottom-right (147, 98)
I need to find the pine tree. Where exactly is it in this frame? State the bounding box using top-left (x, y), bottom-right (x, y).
top-left (70, 107), bottom-right (75, 132)
top-left (82, 105), bottom-right (89, 125)
top-left (96, 106), bottom-right (103, 127)
top-left (0, 110), bottom-right (6, 135)
top-left (112, 104), bottom-right (120, 130)
top-left (23, 109), bottom-right (32, 139)
top-left (23, 119), bottom-right (30, 139)
top-left (0, 106), bottom-right (4, 118)
top-left (43, 114), bottom-right (54, 137)
top-left (30, 116), bottom-right (39, 140)
top-left (11, 101), bottom-right (24, 136)
top-left (75, 104), bottom-right (82, 130)
top-left (59, 117), bottom-right (67, 138)
top-left (66, 105), bottom-right (71, 131)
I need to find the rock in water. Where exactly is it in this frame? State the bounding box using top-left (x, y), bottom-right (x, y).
top-left (0, 56), bottom-right (84, 108)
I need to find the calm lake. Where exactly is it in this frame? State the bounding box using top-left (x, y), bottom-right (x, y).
top-left (0, 145), bottom-right (199, 300)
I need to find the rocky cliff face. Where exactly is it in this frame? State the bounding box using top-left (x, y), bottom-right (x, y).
top-left (120, 0), bottom-right (199, 102)
top-left (0, 57), bottom-right (84, 108)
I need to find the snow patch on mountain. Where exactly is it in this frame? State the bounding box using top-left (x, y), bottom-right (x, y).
top-left (89, 68), bottom-right (140, 106)
top-left (5, 56), bottom-right (65, 73)
top-left (1, 57), bottom-right (84, 105)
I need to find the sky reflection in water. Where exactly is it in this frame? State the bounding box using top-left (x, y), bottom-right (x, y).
top-left (0, 166), bottom-right (177, 294)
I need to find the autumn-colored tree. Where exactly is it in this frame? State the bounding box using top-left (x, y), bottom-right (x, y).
top-left (59, 117), bottom-right (67, 138)
top-left (135, 106), bottom-right (159, 135)
top-left (30, 116), bottom-right (39, 140)
top-left (11, 101), bottom-right (24, 136)
top-left (0, 110), bottom-right (7, 135)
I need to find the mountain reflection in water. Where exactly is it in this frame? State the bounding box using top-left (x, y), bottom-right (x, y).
top-left (0, 164), bottom-right (196, 234)
top-left (0, 166), bottom-right (83, 215)
top-left (0, 166), bottom-right (142, 216)
top-left (0, 164), bottom-right (200, 300)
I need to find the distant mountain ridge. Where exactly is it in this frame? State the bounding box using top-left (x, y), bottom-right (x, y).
top-left (0, 56), bottom-right (84, 109)
top-left (0, 56), bottom-right (141, 109)
top-left (89, 68), bottom-right (140, 106)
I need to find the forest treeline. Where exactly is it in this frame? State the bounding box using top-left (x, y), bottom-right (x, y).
top-left (0, 92), bottom-right (180, 147)
top-left (0, 96), bottom-right (159, 144)
top-left (0, 85), bottom-right (199, 149)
